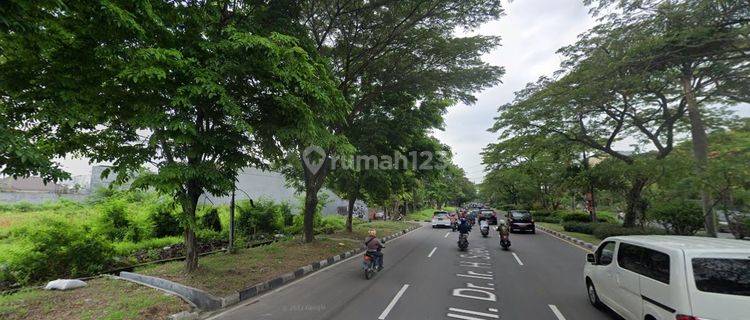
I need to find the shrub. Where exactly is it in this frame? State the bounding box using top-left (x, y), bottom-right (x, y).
top-left (150, 208), bottom-right (181, 238)
top-left (317, 215), bottom-right (345, 234)
top-left (7, 219), bottom-right (113, 286)
top-left (562, 222), bottom-right (598, 234)
top-left (279, 202), bottom-right (293, 226)
top-left (237, 199), bottom-right (283, 237)
top-left (13, 201), bottom-right (35, 212)
top-left (533, 210), bottom-right (561, 223)
top-left (592, 224), bottom-right (665, 239)
top-left (96, 199), bottom-right (132, 241)
top-left (561, 211), bottom-right (592, 223)
top-left (650, 200), bottom-right (703, 235)
top-left (199, 208), bottom-right (222, 232)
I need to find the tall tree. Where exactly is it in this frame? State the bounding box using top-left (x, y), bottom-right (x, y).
top-left (1, 0), bottom-right (346, 272)
top-left (287, 0), bottom-right (505, 242)
top-left (585, 0), bottom-right (750, 236)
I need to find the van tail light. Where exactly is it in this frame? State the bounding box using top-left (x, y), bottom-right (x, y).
top-left (676, 315), bottom-right (703, 320)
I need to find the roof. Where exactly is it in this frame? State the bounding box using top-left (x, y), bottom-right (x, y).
top-left (610, 235), bottom-right (750, 252)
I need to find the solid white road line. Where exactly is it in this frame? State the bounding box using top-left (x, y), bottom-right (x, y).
top-left (378, 284), bottom-right (410, 320)
top-left (445, 232), bottom-right (450, 238)
top-left (512, 252), bottom-right (524, 266)
top-left (428, 247), bottom-right (437, 258)
top-left (549, 305), bottom-right (567, 320)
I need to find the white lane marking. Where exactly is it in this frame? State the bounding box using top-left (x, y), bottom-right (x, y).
top-left (447, 313), bottom-right (487, 320)
top-left (378, 284), bottom-right (410, 320)
top-left (448, 307), bottom-right (499, 319)
top-left (445, 232), bottom-right (450, 238)
top-left (511, 252), bottom-right (524, 266)
top-left (549, 305), bottom-right (567, 320)
top-left (428, 247), bottom-right (437, 258)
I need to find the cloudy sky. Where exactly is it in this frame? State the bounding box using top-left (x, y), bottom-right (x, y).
top-left (434, 0), bottom-right (597, 183)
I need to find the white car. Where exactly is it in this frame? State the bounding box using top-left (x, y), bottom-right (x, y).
top-left (584, 236), bottom-right (750, 320)
top-left (431, 212), bottom-right (452, 228)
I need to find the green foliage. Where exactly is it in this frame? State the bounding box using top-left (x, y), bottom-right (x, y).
top-left (562, 222), bottom-right (617, 235)
top-left (318, 215), bottom-right (346, 234)
top-left (592, 224), bottom-right (665, 240)
top-left (199, 208), bottom-right (222, 232)
top-left (4, 220), bottom-right (113, 286)
top-left (532, 210), bottom-right (561, 223)
top-left (237, 200), bottom-right (283, 237)
top-left (96, 199), bottom-right (132, 241)
top-left (150, 208), bottom-right (181, 238)
top-left (560, 212), bottom-right (591, 223)
top-left (650, 200), bottom-right (704, 235)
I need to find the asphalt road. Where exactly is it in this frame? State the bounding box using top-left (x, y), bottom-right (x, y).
top-left (209, 224), bottom-right (622, 320)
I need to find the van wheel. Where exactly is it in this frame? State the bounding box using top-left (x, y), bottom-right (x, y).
top-left (587, 281), bottom-right (602, 308)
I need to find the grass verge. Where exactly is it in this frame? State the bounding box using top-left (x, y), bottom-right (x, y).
top-left (0, 277), bottom-right (189, 320)
top-left (138, 221), bottom-right (417, 297)
top-left (538, 222), bottom-right (602, 245)
top-left (406, 207), bottom-right (455, 222)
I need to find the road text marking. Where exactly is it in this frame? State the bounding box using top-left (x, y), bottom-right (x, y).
top-left (428, 247), bottom-right (437, 258)
top-left (511, 252), bottom-right (524, 266)
top-left (548, 305), bottom-right (567, 320)
top-left (448, 307), bottom-right (499, 319)
top-left (378, 284), bottom-right (410, 320)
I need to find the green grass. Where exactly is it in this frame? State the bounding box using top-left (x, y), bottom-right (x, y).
top-left (538, 222), bottom-right (602, 245)
top-left (138, 220), bottom-right (416, 296)
top-left (0, 277), bottom-right (189, 320)
top-left (406, 207), bottom-right (455, 222)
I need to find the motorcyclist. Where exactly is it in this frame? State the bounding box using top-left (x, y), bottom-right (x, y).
top-left (364, 229), bottom-right (384, 271)
top-left (496, 219), bottom-right (510, 238)
top-left (458, 217), bottom-right (472, 234)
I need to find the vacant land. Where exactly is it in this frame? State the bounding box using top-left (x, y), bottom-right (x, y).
top-left (0, 277), bottom-right (190, 320)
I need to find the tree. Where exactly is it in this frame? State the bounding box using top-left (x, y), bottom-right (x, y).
top-left (2, 0), bottom-right (346, 272)
top-left (584, 0), bottom-right (750, 236)
top-left (285, 0), bottom-right (505, 242)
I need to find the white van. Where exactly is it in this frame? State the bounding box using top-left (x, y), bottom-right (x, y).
top-left (583, 236), bottom-right (750, 320)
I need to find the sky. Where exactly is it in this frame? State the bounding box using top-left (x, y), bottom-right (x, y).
top-left (433, 0), bottom-right (598, 183)
top-left (58, 0), bottom-right (748, 181)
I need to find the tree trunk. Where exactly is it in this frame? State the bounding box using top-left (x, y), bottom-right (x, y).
top-left (346, 195), bottom-right (356, 233)
top-left (681, 72), bottom-right (716, 237)
top-left (300, 149), bottom-right (330, 243)
top-left (303, 184), bottom-right (320, 243)
top-left (623, 177), bottom-right (648, 228)
top-left (228, 189), bottom-right (235, 253)
top-left (180, 183), bottom-right (202, 272)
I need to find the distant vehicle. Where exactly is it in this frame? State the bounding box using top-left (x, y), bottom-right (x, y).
top-left (375, 211), bottom-right (385, 220)
top-left (478, 209), bottom-right (497, 225)
top-left (584, 236), bottom-right (750, 320)
top-left (431, 211), bottom-right (452, 228)
top-left (507, 210), bottom-right (535, 233)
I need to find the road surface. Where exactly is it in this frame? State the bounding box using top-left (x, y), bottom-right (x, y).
top-left (210, 224), bottom-right (622, 320)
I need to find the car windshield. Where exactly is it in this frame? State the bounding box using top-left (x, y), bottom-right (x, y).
top-left (692, 258), bottom-right (750, 296)
top-left (511, 211), bottom-right (531, 219)
top-left (434, 214), bottom-right (448, 219)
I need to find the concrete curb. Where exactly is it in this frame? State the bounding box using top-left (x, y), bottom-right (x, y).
top-left (229, 224), bottom-right (421, 306)
top-left (120, 223), bottom-right (422, 314)
top-left (119, 272), bottom-right (222, 310)
top-left (537, 225), bottom-right (597, 251)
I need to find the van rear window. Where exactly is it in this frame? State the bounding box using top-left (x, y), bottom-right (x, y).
top-left (692, 258), bottom-right (750, 296)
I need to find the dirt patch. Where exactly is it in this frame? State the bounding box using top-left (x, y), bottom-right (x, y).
top-left (0, 277), bottom-right (190, 320)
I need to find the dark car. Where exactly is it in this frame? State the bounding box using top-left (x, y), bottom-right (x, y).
top-left (478, 209), bottom-right (498, 225)
top-left (508, 210), bottom-right (535, 233)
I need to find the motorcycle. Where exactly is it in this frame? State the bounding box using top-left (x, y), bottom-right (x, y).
top-left (458, 233), bottom-right (469, 251)
top-left (480, 220), bottom-right (489, 237)
top-left (362, 251), bottom-right (381, 279)
top-left (500, 233), bottom-right (511, 250)
top-left (451, 220), bottom-right (458, 232)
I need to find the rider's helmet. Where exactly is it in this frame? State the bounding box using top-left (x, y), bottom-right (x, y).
top-left (368, 229), bottom-right (377, 236)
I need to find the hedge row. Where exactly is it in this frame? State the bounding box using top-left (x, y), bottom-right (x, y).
top-left (561, 221), bottom-right (665, 239)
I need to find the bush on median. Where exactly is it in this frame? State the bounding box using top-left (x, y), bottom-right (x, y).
top-left (533, 210), bottom-right (561, 223)
top-left (560, 211), bottom-right (591, 223)
top-left (592, 224), bottom-right (665, 239)
top-left (650, 200), bottom-right (703, 235)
